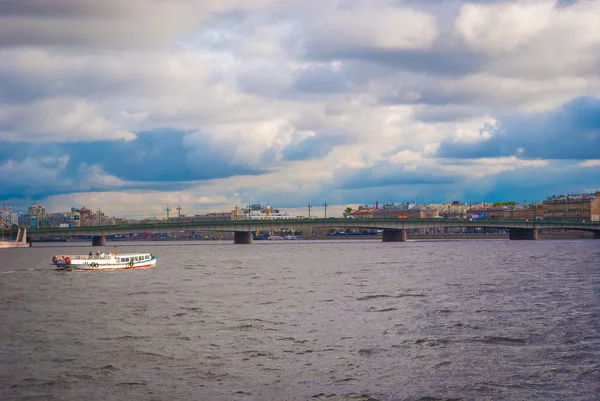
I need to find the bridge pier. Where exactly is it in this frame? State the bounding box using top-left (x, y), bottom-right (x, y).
top-left (382, 229), bottom-right (407, 242)
top-left (92, 235), bottom-right (107, 246)
top-left (593, 231), bottom-right (600, 239)
top-left (233, 232), bottom-right (254, 244)
top-left (509, 229), bottom-right (538, 241)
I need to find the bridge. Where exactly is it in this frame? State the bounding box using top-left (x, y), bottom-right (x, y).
top-left (26, 218), bottom-right (600, 245)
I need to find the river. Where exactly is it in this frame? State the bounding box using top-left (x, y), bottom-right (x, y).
top-left (1, 239), bottom-right (599, 400)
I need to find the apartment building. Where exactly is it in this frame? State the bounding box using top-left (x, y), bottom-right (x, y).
top-left (543, 192), bottom-right (600, 221)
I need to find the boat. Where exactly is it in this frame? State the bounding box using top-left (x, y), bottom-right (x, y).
top-left (51, 252), bottom-right (157, 270)
top-left (285, 235), bottom-right (303, 240)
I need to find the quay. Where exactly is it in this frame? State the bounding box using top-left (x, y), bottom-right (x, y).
top-left (0, 228), bottom-right (31, 248)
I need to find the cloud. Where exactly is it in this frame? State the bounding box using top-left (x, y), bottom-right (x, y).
top-left (0, 128), bottom-right (268, 198)
top-left (456, 0), bottom-right (600, 78)
top-left (1, 0), bottom-right (600, 215)
top-left (437, 96), bottom-right (600, 160)
top-left (0, 0), bottom-right (277, 49)
top-left (463, 160), bottom-right (600, 202)
top-left (456, 0), bottom-right (600, 55)
top-left (300, 4), bottom-right (438, 55)
top-left (282, 132), bottom-right (353, 161)
top-left (332, 161), bottom-right (460, 190)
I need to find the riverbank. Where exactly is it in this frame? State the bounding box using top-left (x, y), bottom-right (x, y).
top-left (0, 241), bottom-right (31, 248)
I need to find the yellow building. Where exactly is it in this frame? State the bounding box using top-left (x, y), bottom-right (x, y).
top-left (543, 192), bottom-right (600, 221)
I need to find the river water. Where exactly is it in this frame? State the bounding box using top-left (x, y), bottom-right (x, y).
top-left (1, 239), bottom-right (599, 400)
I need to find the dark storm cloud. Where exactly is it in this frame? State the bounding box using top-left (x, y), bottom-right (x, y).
top-left (0, 128), bottom-right (265, 198)
top-left (383, 84), bottom-right (482, 107)
top-left (305, 45), bottom-right (487, 78)
top-left (282, 132), bottom-right (351, 161)
top-left (0, 1), bottom-right (110, 17)
top-left (411, 105), bottom-right (490, 123)
top-left (0, 1), bottom-right (201, 49)
top-left (292, 66), bottom-right (354, 94)
top-left (462, 162), bottom-right (600, 202)
top-left (64, 129), bottom-right (264, 182)
top-left (332, 162), bottom-right (460, 190)
top-left (328, 161), bottom-right (600, 206)
top-left (437, 97), bottom-right (600, 160)
top-left (0, 178), bottom-right (191, 201)
top-left (556, 0), bottom-right (580, 6)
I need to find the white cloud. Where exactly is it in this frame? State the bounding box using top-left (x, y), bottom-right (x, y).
top-left (456, 0), bottom-right (600, 79)
top-left (580, 160), bottom-right (600, 167)
top-left (0, 0), bottom-right (279, 49)
top-left (0, 156), bottom-right (67, 186)
top-left (306, 6), bottom-right (438, 51)
top-left (2, 0), bottom-right (600, 214)
top-left (0, 97), bottom-right (137, 142)
top-left (456, 1), bottom-right (556, 55)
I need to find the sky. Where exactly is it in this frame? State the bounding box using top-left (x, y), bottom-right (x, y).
top-left (1, 0), bottom-right (599, 218)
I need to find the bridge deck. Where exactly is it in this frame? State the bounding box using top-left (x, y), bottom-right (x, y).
top-left (27, 218), bottom-right (600, 238)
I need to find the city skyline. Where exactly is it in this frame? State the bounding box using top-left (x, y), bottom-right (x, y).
top-left (6, 190), bottom-right (599, 223)
top-left (1, 1), bottom-right (600, 217)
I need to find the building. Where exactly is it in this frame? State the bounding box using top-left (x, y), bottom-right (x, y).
top-left (510, 204), bottom-right (544, 220)
top-left (18, 202), bottom-right (47, 228)
top-left (194, 212), bottom-right (231, 221)
top-left (1, 202), bottom-right (15, 226)
top-left (405, 204), bottom-right (440, 219)
top-left (543, 192), bottom-right (600, 221)
top-left (28, 202), bottom-right (45, 216)
top-left (239, 204), bottom-right (297, 220)
top-left (348, 205), bottom-right (377, 219)
top-left (466, 203), bottom-right (543, 220)
top-left (434, 201), bottom-right (468, 219)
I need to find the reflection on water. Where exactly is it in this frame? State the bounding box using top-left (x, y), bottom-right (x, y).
top-left (1, 240), bottom-right (599, 400)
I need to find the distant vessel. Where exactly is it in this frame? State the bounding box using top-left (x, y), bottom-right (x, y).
top-left (52, 252), bottom-right (157, 270)
top-left (0, 228), bottom-right (31, 248)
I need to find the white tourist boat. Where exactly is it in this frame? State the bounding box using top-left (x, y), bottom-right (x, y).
top-left (51, 252), bottom-right (157, 270)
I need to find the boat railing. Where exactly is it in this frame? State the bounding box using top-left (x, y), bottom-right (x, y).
top-left (68, 254), bottom-right (114, 260)
top-left (65, 253), bottom-right (148, 261)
